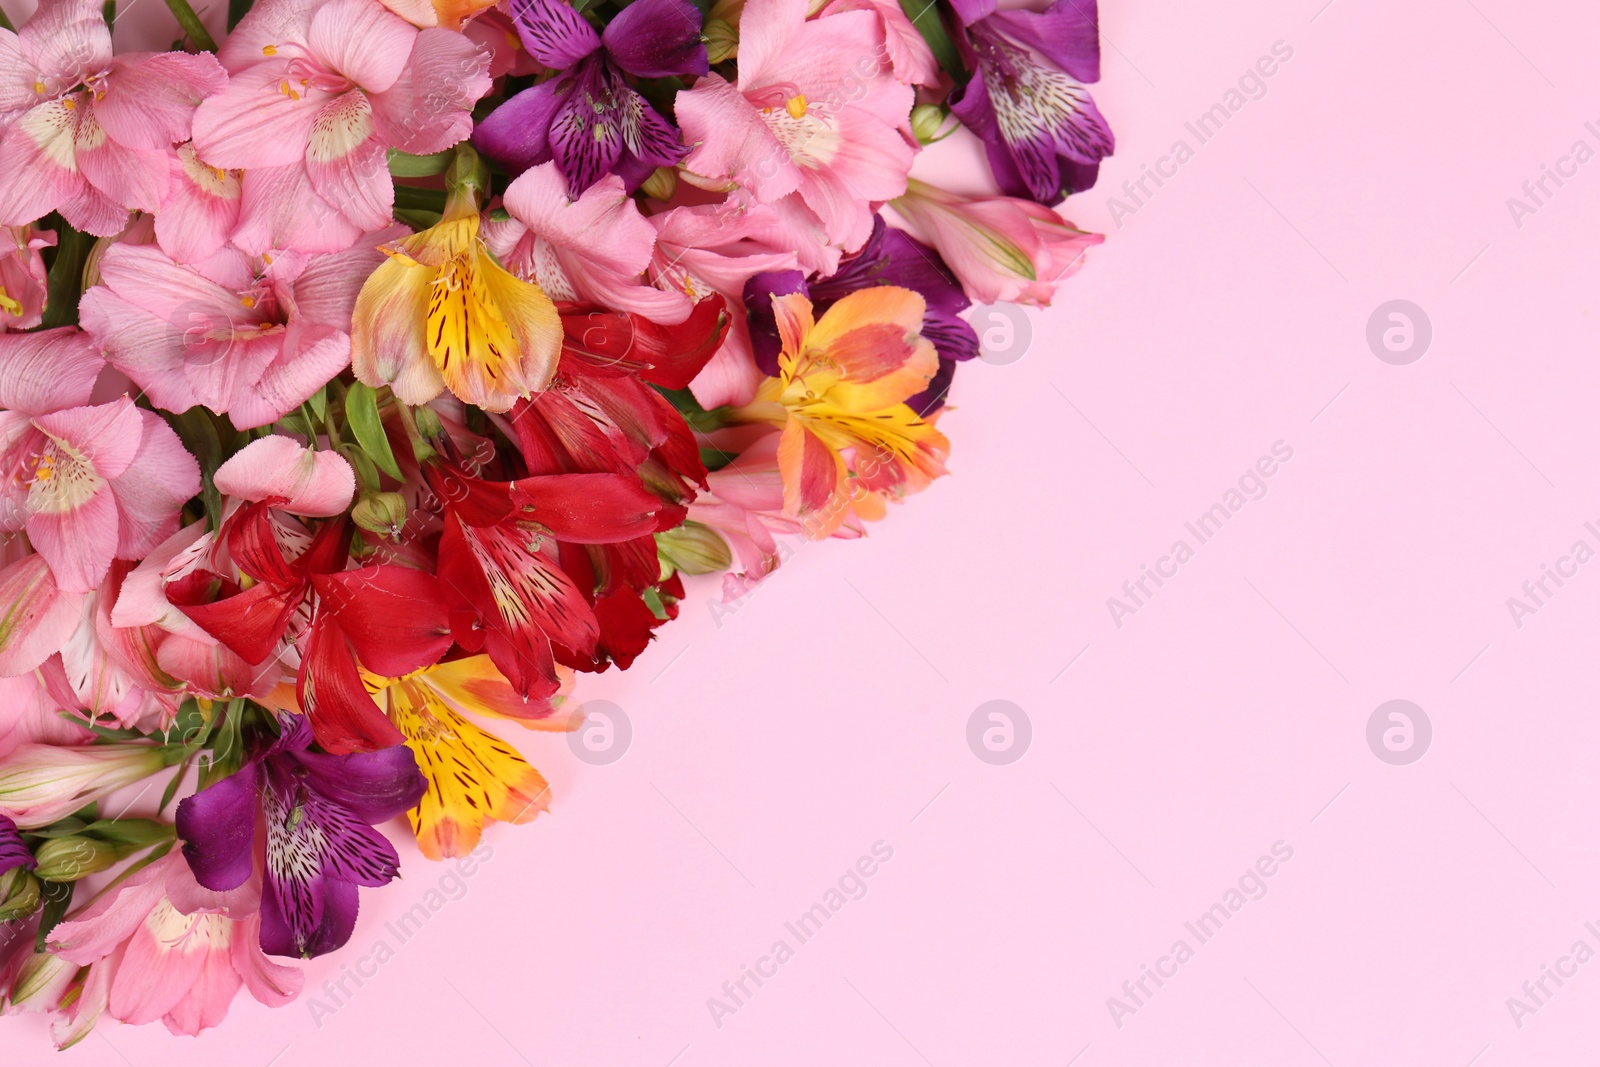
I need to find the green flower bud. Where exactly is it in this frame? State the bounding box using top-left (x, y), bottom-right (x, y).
top-left (0, 867), bottom-right (40, 921)
top-left (640, 166), bottom-right (679, 202)
top-left (656, 522), bottom-right (734, 575)
top-left (704, 17), bottom-right (738, 64)
top-left (911, 104), bottom-right (951, 145)
top-left (33, 837), bottom-right (121, 882)
top-left (353, 492), bottom-right (408, 540)
top-left (412, 405), bottom-right (443, 440)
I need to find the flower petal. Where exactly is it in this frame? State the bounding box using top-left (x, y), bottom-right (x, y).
top-left (214, 437), bottom-right (356, 517)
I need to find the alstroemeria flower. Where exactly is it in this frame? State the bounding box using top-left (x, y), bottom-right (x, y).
top-left (473, 0), bottom-right (706, 191)
top-left (0, 742), bottom-right (173, 828)
top-left (36, 559), bottom-right (186, 730)
top-left (192, 0), bottom-right (491, 249)
top-left (0, 329), bottom-right (200, 594)
top-left (0, 225), bottom-right (53, 331)
top-left (0, 0), bottom-right (225, 234)
top-left (675, 0), bottom-right (915, 253)
top-left (351, 197), bottom-right (562, 412)
top-left (176, 711), bottom-right (426, 958)
top-left (726, 286), bottom-right (948, 537)
top-left (747, 217), bottom-right (978, 414)
top-left (423, 457), bottom-right (665, 699)
top-left (645, 199), bottom-right (799, 409)
top-left (366, 655), bottom-right (572, 860)
top-left (46, 850), bottom-right (302, 1036)
top-left (510, 300), bottom-right (727, 670)
top-left (81, 235), bottom-right (391, 430)
top-left (170, 438), bottom-right (452, 754)
top-left (482, 161), bottom-right (693, 324)
top-left (891, 179), bottom-right (1104, 306)
top-left (948, 0), bottom-right (1113, 204)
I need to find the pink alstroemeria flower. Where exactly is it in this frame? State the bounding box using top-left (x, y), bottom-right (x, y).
top-left (0, 225), bottom-right (54, 331)
top-left (891, 178), bottom-right (1104, 305)
top-left (0, 0), bottom-right (225, 235)
top-left (482, 162), bottom-right (693, 325)
top-left (81, 234), bottom-right (392, 429)
top-left (45, 851), bottom-right (302, 1038)
top-left (645, 199), bottom-right (798, 408)
top-left (0, 329), bottom-right (200, 595)
top-left (192, 0), bottom-right (492, 252)
top-left (675, 0), bottom-right (916, 254)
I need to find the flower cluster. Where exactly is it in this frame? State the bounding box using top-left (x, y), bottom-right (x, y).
top-left (0, 0), bottom-right (1109, 1044)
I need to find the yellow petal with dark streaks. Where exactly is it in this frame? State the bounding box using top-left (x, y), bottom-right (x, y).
top-left (385, 678), bottom-right (553, 861)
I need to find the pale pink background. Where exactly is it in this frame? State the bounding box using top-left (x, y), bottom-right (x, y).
top-left (10, 0), bottom-right (1600, 1062)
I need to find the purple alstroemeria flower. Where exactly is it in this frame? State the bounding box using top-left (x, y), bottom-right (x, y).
top-left (745, 219), bottom-right (978, 414)
top-left (948, 0), bottom-right (1113, 205)
top-left (473, 0), bottom-right (707, 191)
top-left (175, 713), bottom-right (426, 959)
top-left (0, 813), bottom-right (32, 875)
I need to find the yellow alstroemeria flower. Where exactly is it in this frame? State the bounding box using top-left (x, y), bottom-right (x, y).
top-left (728, 286), bottom-right (950, 538)
top-left (364, 655), bottom-right (575, 861)
top-left (351, 149), bottom-right (561, 413)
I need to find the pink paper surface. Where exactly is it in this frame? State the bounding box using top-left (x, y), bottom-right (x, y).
top-left (17, 0), bottom-right (1600, 1063)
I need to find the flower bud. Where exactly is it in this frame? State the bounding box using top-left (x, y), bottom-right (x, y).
top-left (0, 744), bottom-right (175, 829)
top-left (704, 17), bottom-right (738, 64)
top-left (353, 492), bottom-right (408, 540)
top-left (32, 837), bottom-right (119, 883)
top-left (412, 404), bottom-right (443, 440)
top-left (656, 522), bottom-right (733, 575)
top-left (640, 166), bottom-right (678, 202)
top-left (911, 104), bottom-right (950, 145)
top-left (0, 867), bottom-right (40, 921)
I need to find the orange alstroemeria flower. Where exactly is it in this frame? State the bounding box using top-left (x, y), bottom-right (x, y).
top-left (728, 286), bottom-right (949, 538)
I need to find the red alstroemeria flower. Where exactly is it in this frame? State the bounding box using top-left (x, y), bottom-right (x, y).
top-left (172, 499), bottom-right (452, 754)
top-left (506, 298), bottom-right (726, 671)
top-left (425, 457), bottom-right (667, 701)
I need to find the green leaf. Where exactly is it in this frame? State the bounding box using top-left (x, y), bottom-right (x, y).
top-left (40, 217), bottom-right (93, 329)
top-left (388, 149), bottom-right (454, 177)
top-left (162, 0), bottom-right (217, 50)
top-left (160, 407), bottom-right (227, 530)
top-left (899, 0), bottom-right (967, 86)
top-left (344, 383), bottom-right (403, 480)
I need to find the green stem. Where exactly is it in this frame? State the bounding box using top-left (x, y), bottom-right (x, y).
top-left (393, 184), bottom-right (448, 213)
top-left (162, 0), bottom-right (217, 51)
top-left (40, 222), bottom-right (93, 329)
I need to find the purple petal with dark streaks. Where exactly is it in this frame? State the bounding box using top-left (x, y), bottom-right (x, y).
top-left (990, 0), bottom-right (1099, 83)
top-left (294, 744), bottom-right (427, 825)
top-left (507, 0), bottom-right (600, 68)
top-left (550, 59), bottom-right (625, 192)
